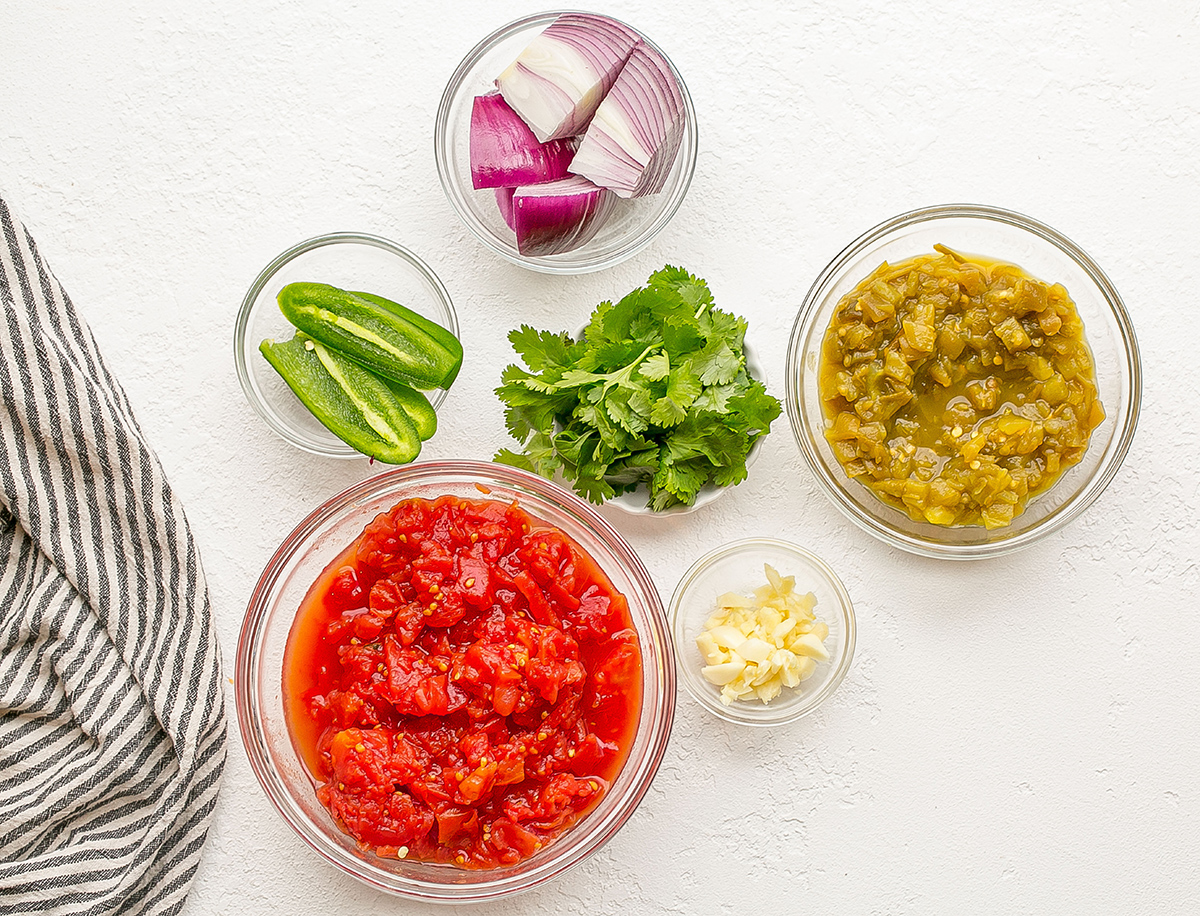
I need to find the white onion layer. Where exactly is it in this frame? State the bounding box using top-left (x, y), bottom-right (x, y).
top-left (495, 13), bottom-right (639, 143)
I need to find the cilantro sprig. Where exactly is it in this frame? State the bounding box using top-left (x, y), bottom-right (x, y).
top-left (494, 266), bottom-right (781, 511)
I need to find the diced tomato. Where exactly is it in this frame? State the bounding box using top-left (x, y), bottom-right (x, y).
top-left (326, 566), bottom-right (365, 612)
top-left (488, 817), bottom-right (541, 862)
top-left (456, 547), bottom-right (493, 608)
top-left (572, 584), bottom-right (616, 637)
top-left (590, 633), bottom-right (640, 706)
top-left (435, 806), bottom-right (478, 845)
top-left (511, 571), bottom-right (560, 628)
top-left (547, 580), bottom-right (581, 612)
top-left (283, 495), bottom-right (642, 869)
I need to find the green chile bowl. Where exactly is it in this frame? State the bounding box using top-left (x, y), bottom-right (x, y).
top-left (786, 204), bottom-right (1142, 559)
top-left (234, 232), bottom-right (459, 460)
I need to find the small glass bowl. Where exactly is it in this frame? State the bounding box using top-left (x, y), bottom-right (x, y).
top-left (786, 204), bottom-right (1142, 559)
top-left (669, 538), bottom-right (856, 727)
top-left (234, 232), bottom-right (459, 458)
top-left (236, 460), bottom-right (676, 902)
top-left (434, 11), bottom-right (698, 274)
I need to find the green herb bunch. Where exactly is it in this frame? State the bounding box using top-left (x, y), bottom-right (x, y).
top-left (494, 266), bottom-right (781, 511)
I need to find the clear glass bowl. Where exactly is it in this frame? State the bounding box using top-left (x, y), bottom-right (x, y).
top-left (786, 204), bottom-right (1142, 559)
top-left (235, 460), bottom-right (676, 902)
top-left (434, 11), bottom-right (698, 274)
top-left (234, 232), bottom-right (459, 458)
top-left (669, 538), bottom-right (855, 727)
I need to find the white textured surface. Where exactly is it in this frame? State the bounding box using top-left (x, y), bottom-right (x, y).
top-left (3, 1), bottom-right (1198, 913)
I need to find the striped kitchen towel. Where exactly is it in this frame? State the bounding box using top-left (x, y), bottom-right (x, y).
top-left (0, 195), bottom-right (226, 915)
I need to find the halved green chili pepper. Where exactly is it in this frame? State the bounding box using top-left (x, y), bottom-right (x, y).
top-left (259, 333), bottom-right (421, 465)
top-left (277, 282), bottom-right (463, 390)
top-left (351, 290), bottom-right (463, 388)
top-left (383, 377), bottom-right (438, 441)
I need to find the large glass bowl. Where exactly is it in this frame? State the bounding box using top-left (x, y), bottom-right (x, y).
top-left (234, 232), bottom-right (458, 459)
top-left (235, 460), bottom-right (675, 902)
top-left (786, 204), bottom-right (1141, 559)
top-left (434, 11), bottom-right (698, 274)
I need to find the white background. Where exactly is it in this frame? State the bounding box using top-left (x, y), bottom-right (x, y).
top-left (3, 1), bottom-right (1198, 913)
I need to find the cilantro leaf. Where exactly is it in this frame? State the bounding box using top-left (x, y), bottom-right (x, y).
top-left (493, 447), bottom-right (534, 472)
top-left (604, 446), bottom-right (659, 491)
top-left (651, 455), bottom-right (708, 509)
top-left (700, 308), bottom-right (745, 350)
top-left (639, 351), bottom-right (670, 381)
top-left (660, 316), bottom-right (703, 358)
top-left (692, 339), bottom-right (742, 386)
top-left (573, 474), bottom-right (616, 505)
top-left (507, 325), bottom-right (575, 372)
top-left (729, 380), bottom-right (783, 433)
top-left (649, 265), bottom-right (714, 316)
top-left (692, 380), bottom-right (738, 414)
top-left (604, 385), bottom-right (652, 435)
top-left (650, 361), bottom-right (702, 427)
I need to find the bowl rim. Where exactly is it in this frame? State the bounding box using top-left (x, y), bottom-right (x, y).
top-left (669, 536), bottom-right (856, 727)
top-left (785, 202), bottom-right (1143, 560)
top-left (433, 9), bottom-right (699, 275)
top-left (233, 230), bottom-right (459, 459)
top-left (235, 459), bottom-right (676, 901)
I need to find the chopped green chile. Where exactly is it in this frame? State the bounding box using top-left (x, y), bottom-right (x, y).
top-left (818, 245), bottom-right (1105, 529)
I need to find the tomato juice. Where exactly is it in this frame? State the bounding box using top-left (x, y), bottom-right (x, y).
top-left (283, 494), bottom-right (643, 868)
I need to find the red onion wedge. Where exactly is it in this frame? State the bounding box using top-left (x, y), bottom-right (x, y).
top-left (470, 92), bottom-right (576, 190)
top-left (569, 41), bottom-right (686, 199)
top-left (509, 176), bottom-right (615, 256)
top-left (495, 13), bottom-right (639, 143)
top-left (495, 186), bottom-right (517, 230)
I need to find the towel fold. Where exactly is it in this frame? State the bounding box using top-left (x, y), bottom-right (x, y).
top-left (0, 195), bottom-right (226, 916)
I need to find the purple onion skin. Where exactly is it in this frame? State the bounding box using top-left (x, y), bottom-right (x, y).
top-left (510, 177), bottom-right (614, 257)
top-left (569, 41), bottom-right (686, 198)
top-left (470, 92), bottom-right (576, 190)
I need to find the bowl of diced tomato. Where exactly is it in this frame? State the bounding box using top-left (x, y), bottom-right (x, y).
top-left (236, 460), bottom-right (675, 902)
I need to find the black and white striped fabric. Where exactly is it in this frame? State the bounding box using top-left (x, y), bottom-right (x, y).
top-left (0, 195), bottom-right (226, 915)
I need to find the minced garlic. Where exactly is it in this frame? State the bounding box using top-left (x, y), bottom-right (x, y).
top-left (696, 564), bottom-right (830, 706)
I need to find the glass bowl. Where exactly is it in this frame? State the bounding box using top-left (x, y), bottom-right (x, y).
top-left (434, 11), bottom-right (698, 274)
top-left (235, 460), bottom-right (675, 902)
top-left (234, 232), bottom-right (459, 458)
top-left (786, 204), bottom-right (1142, 559)
top-left (669, 538), bottom-right (855, 727)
